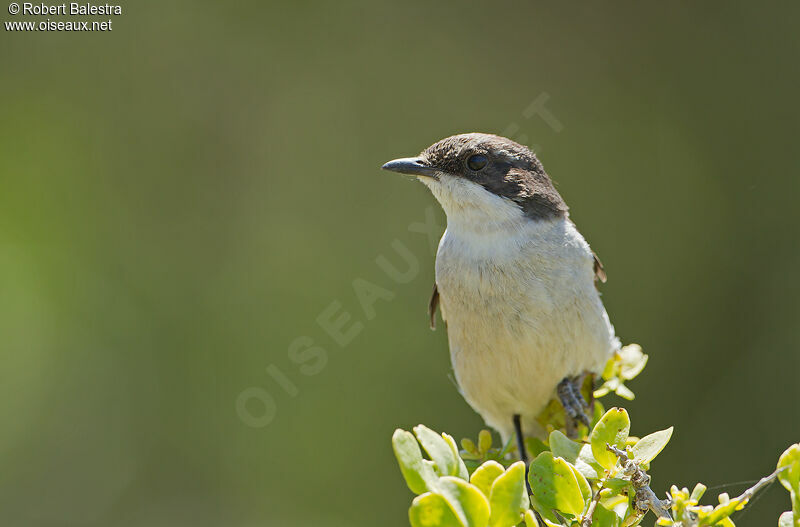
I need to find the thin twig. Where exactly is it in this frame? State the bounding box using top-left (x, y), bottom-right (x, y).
top-left (606, 444), bottom-right (673, 521)
top-left (733, 466), bottom-right (785, 503)
top-left (676, 468), bottom-right (786, 527)
top-left (581, 483), bottom-right (603, 527)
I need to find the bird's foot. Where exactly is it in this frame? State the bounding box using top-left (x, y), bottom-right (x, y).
top-left (557, 375), bottom-right (591, 438)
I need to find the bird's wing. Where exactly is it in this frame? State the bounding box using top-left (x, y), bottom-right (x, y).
top-left (568, 218), bottom-right (607, 285)
top-left (428, 282), bottom-right (439, 330)
top-left (428, 255), bottom-right (604, 327)
top-left (593, 251), bottom-right (607, 284)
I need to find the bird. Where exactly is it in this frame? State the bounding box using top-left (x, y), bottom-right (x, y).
top-left (381, 133), bottom-right (619, 463)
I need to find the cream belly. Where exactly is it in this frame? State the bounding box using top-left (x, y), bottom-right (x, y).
top-left (435, 217), bottom-right (617, 441)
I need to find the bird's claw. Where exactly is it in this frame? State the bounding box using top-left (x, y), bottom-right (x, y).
top-left (557, 375), bottom-right (591, 436)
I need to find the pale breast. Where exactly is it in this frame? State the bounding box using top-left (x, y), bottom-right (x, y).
top-left (434, 218), bottom-right (617, 438)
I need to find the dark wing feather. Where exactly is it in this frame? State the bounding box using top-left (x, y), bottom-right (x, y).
top-left (593, 251), bottom-right (607, 284)
top-left (428, 282), bottom-right (439, 330)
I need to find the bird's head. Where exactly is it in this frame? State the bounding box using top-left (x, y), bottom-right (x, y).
top-left (382, 133), bottom-right (568, 226)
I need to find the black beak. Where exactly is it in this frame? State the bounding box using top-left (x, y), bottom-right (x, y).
top-left (381, 157), bottom-right (436, 177)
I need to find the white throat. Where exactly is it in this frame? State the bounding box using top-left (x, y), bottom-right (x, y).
top-left (419, 174), bottom-right (530, 236)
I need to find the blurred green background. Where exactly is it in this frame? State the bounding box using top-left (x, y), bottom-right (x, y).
top-left (1, 1), bottom-right (799, 525)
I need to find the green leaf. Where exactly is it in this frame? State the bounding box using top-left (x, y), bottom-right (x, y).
top-left (489, 461), bottom-right (529, 527)
top-left (523, 509), bottom-right (540, 527)
top-left (600, 353), bottom-right (616, 380)
top-left (528, 451), bottom-right (586, 517)
top-left (567, 462), bottom-right (592, 506)
top-left (549, 430), bottom-right (602, 480)
top-left (590, 408), bottom-right (630, 470)
top-left (497, 434), bottom-right (517, 458)
top-left (592, 400), bottom-right (606, 428)
top-left (592, 504), bottom-right (621, 527)
top-left (599, 492), bottom-right (628, 512)
top-left (549, 430), bottom-right (582, 460)
top-left (525, 437), bottom-right (550, 458)
top-left (529, 493), bottom-right (565, 527)
top-left (437, 477), bottom-right (491, 527)
top-left (478, 430), bottom-right (493, 454)
top-left (631, 427), bottom-right (673, 465)
top-left (778, 511), bottom-right (795, 527)
top-left (690, 483), bottom-right (707, 502)
top-left (415, 425), bottom-right (459, 477)
top-left (442, 432), bottom-right (470, 480)
top-left (393, 429), bottom-right (438, 494)
top-left (777, 443), bottom-right (800, 495)
top-left (470, 461), bottom-right (505, 498)
top-left (461, 438), bottom-right (478, 455)
top-left (602, 477), bottom-right (630, 495)
top-left (704, 496), bottom-right (746, 525)
top-left (409, 492), bottom-right (462, 527)
top-left (545, 439), bottom-right (591, 504)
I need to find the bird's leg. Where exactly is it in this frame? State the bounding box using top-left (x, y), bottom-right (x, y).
top-left (513, 414), bottom-right (528, 465)
top-left (513, 414), bottom-right (533, 495)
top-left (557, 376), bottom-right (591, 437)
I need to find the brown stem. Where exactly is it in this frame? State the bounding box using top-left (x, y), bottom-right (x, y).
top-left (606, 444), bottom-right (673, 521)
top-left (581, 484), bottom-right (603, 527)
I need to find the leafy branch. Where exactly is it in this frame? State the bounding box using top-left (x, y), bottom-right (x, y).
top-left (392, 345), bottom-right (800, 527)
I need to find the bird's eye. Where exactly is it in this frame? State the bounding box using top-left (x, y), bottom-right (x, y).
top-left (466, 154), bottom-right (488, 171)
